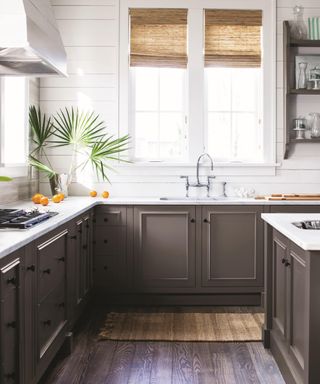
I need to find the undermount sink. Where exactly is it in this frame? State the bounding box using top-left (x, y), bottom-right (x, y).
top-left (293, 220), bottom-right (320, 230)
top-left (159, 196), bottom-right (226, 201)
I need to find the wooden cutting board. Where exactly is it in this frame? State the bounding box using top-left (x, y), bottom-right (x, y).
top-left (255, 194), bottom-right (320, 201)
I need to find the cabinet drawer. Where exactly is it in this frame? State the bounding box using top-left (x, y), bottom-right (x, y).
top-left (94, 226), bottom-right (125, 254)
top-left (38, 281), bottom-right (66, 357)
top-left (37, 230), bottom-right (68, 301)
top-left (95, 206), bottom-right (126, 226)
top-left (1, 263), bottom-right (18, 298)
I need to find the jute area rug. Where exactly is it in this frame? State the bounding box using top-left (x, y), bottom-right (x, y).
top-left (99, 311), bottom-right (264, 342)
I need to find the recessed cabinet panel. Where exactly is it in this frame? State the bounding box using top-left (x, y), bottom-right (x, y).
top-left (134, 206), bottom-right (196, 289)
top-left (95, 206), bottom-right (126, 226)
top-left (201, 206), bottom-right (264, 287)
top-left (272, 236), bottom-right (288, 340)
top-left (289, 249), bottom-right (306, 371)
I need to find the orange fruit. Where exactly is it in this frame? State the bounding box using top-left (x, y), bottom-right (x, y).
top-left (102, 191), bottom-right (110, 199)
top-left (89, 190), bottom-right (97, 197)
top-left (40, 196), bottom-right (49, 206)
top-left (52, 194), bottom-right (62, 203)
top-left (32, 193), bottom-right (44, 204)
top-left (57, 193), bottom-right (65, 201)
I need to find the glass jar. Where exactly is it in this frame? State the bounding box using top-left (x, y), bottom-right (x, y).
top-left (290, 5), bottom-right (308, 40)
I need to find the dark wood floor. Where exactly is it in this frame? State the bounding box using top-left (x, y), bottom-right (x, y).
top-left (41, 306), bottom-right (285, 384)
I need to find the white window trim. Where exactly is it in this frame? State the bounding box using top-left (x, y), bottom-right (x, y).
top-left (0, 77), bottom-right (29, 177)
top-left (119, 0), bottom-right (277, 173)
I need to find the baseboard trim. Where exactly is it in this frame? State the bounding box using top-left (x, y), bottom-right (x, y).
top-left (92, 292), bottom-right (262, 306)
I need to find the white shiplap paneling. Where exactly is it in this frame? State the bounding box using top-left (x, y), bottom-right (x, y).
top-left (39, 0), bottom-right (320, 197)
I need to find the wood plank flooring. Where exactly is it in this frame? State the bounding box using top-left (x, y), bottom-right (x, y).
top-left (40, 306), bottom-right (285, 384)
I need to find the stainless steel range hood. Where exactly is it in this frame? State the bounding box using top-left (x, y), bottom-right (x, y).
top-left (0, 0), bottom-right (67, 77)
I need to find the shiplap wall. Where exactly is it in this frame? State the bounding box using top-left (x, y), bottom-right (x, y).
top-left (0, 78), bottom-right (39, 204)
top-left (39, 0), bottom-right (320, 197)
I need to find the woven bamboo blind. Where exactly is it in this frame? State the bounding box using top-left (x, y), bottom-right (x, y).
top-left (129, 8), bottom-right (188, 68)
top-left (205, 9), bottom-right (262, 68)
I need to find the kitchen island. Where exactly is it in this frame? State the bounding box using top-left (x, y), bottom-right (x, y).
top-left (262, 213), bottom-right (320, 384)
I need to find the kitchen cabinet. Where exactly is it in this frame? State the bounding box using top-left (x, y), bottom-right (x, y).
top-left (264, 226), bottom-right (320, 384)
top-left (201, 206), bottom-right (264, 289)
top-left (0, 250), bottom-right (23, 384)
top-left (133, 206), bottom-right (196, 291)
top-left (270, 205), bottom-right (320, 213)
top-left (283, 20), bottom-right (320, 158)
top-left (93, 206), bottom-right (130, 292)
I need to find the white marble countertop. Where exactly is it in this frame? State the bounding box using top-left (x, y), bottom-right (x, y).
top-left (262, 213), bottom-right (320, 251)
top-left (2, 196), bottom-right (320, 260)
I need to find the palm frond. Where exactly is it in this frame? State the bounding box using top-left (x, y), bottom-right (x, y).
top-left (29, 105), bottom-right (54, 153)
top-left (29, 155), bottom-right (56, 179)
top-left (86, 134), bottom-right (131, 181)
top-left (51, 107), bottom-right (106, 147)
top-left (0, 176), bottom-right (12, 182)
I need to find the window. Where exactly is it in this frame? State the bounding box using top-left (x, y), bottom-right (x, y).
top-left (0, 77), bottom-right (28, 167)
top-left (121, 0), bottom-right (276, 166)
top-left (129, 8), bottom-right (188, 161)
top-left (204, 9), bottom-right (263, 162)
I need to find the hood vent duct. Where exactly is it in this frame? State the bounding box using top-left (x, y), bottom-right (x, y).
top-left (0, 0), bottom-right (67, 77)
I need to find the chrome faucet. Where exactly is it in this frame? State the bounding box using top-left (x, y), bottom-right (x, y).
top-left (180, 153), bottom-right (215, 197)
top-left (196, 153), bottom-right (214, 185)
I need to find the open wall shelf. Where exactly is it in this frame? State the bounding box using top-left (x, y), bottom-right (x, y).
top-left (283, 21), bottom-right (320, 158)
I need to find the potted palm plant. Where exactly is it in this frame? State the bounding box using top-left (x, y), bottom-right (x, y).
top-left (29, 106), bottom-right (130, 196)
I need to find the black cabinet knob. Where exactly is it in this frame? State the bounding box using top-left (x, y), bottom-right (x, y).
top-left (6, 321), bottom-right (16, 328)
top-left (57, 256), bottom-right (65, 262)
top-left (190, 218), bottom-right (195, 223)
top-left (6, 277), bottom-right (16, 286)
top-left (27, 265), bottom-right (35, 272)
top-left (203, 219), bottom-right (210, 223)
top-left (70, 235), bottom-right (77, 240)
top-left (281, 258), bottom-right (286, 264)
top-left (285, 261), bottom-right (291, 267)
top-left (103, 266), bottom-right (108, 271)
top-left (57, 302), bottom-right (65, 308)
top-left (104, 218), bottom-right (109, 223)
top-left (42, 268), bottom-right (51, 275)
top-left (92, 240), bottom-right (96, 245)
top-left (42, 320), bottom-right (52, 326)
top-left (83, 245), bottom-right (88, 250)
top-left (104, 239), bottom-right (108, 244)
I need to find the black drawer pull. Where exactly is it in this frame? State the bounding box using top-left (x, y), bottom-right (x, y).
top-left (42, 320), bottom-right (52, 326)
top-left (190, 218), bottom-right (195, 223)
top-left (57, 257), bottom-right (65, 262)
top-left (104, 218), bottom-right (109, 223)
top-left (42, 268), bottom-right (51, 275)
top-left (83, 245), bottom-right (88, 250)
top-left (285, 261), bottom-right (291, 267)
top-left (104, 239), bottom-right (108, 244)
top-left (6, 277), bottom-right (16, 286)
top-left (57, 302), bottom-right (65, 308)
top-left (70, 235), bottom-right (77, 240)
top-left (78, 229), bottom-right (82, 234)
top-left (6, 321), bottom-right (16, 328)
top-left (86, 224), bottom-right (90, 229)
top-left (103, 266), bottom-right (108, 271)
top-left (203, 219), bottom-right (210, 224)
top-left (4, 373), bottom-right (15, 380)
top-left (281, 258), bottom-right (286, 264)
top-left (27, 265), bottom-right (35, 272)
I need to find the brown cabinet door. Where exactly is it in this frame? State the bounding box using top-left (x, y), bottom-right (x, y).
top-left (201, 206), bottom-right (264, 288)
top-left (134, 206), bottom-right (196, 290)
top-left (272, 231), bottom-right (289, 341)
top-left (0, 256), bottom-right (21, 384)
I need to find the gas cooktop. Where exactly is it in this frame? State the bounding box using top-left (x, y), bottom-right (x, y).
top-left (0, 208), bottom-right (58, 229)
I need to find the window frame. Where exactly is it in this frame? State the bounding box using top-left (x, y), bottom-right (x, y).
top-left (119, 0), bottom-right (276, 167)
top-left (0, 77), bottom-right (29, 176)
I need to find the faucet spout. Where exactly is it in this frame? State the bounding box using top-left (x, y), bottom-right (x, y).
top-left (196, 153), bottom-right (214, 185)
